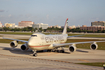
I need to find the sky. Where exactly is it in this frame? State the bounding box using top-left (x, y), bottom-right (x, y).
top-left (0, 0), bottom-right (105, 26)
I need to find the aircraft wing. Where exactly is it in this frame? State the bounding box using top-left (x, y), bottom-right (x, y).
top-left (3, 37), bottom-right (28, 43)
top-left (53, 41), bottom-right (105, 47)
top-left (67, 34), bottom-right (85, 39)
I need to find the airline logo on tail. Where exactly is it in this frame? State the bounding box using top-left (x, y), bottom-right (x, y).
top-left (62, 18), bottom-right (68, 34)
top-left (66, 18), bottom-right (68, 23)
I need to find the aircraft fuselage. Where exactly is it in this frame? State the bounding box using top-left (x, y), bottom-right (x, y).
top-left (28, 33), bottom-right (68, 50)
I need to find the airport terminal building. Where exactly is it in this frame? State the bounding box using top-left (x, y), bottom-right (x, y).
top-left (4, 23), bottom-right (15, 28)
top-left (32, 23), bottom-right (48, 29)
top-left (91, 21), bottom-right (105, 26)
top-left (80, 21), bottom-right (105, 32)
top-left (80, 25), bottom-right (105, 32)
top-left (0, 22), bottom-right (2, 27)
top-left (18, 21), bottom-right (34, 27)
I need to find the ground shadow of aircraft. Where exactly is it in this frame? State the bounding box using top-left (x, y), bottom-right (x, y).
top-left (1, 46), bottom-right (71, 55)
top-left (1, 46), bottom-right (33, 55)
top-left (76, 49), bottom-right (89, 53)
top-left (0, 46), bottom-right (89, 56)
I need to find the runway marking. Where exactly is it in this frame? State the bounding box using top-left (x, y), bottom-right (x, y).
top-left (0, 54), bottom-right (102, 70)
top-left (78, 59), bottom-right (89, 62)
top-left (0, 53), bottom-right (73, 64)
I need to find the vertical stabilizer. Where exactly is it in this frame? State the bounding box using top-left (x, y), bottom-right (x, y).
top-left (62, 18), bottom-right (68, 34)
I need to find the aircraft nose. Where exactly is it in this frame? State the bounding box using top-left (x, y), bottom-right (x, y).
top-left (28, 39), bottom-right (33, 47)
top-left (28, 42), bottom-right (31, 47)
top-left (28, 37), bottom-right (36, 46)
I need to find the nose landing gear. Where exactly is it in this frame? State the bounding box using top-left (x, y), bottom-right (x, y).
top-left (33, 50), bottom-right (37, 57)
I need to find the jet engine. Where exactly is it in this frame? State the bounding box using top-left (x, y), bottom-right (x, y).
top-left (10, 41), bottom-right (18, 48)
top-left (90, 42), bottom-right (98, 50)
top-left (21, 43), bottom-right (29, 51)
top-left (69, 44), bottom-right (76, 52)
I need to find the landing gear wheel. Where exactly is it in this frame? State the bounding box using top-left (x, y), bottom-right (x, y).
top-left (33, 50), bottom-right (37, 57)
top-left (56, 48), bottom-right (59, 52)
top-left (47, 49), bottom-right (52, 52)
top-left (61, 47), bottom-right (65, 53)
top-left (33, 53), bottom-right (37, 57)
top-left (61, 50), bottom-right (65, 53)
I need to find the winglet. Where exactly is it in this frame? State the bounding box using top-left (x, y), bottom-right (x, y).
top-left (62, 18), bottom-right (68, 34)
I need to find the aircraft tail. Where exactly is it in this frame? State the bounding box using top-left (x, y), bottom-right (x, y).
top-left (62, 18), bottom-right (68, 34)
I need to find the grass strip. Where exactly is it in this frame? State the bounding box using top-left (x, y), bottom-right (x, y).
top-left (77, 62), bottom-right (105, 67)
top-left (82, 34), bottom-right (105, 38)
top-left (0, 39), bottom-right (28, 44)
top-left (1, 32), bottom-right (105, 38)
top-left (0, 32), bottom-right (33, 35)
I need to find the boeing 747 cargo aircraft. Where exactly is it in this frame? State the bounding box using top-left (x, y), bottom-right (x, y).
top-left (3, 18), bottom-right (105, 57)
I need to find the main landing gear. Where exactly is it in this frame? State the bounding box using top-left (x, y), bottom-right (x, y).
top-left (33, 50), bottom-right (37, 57)
top-left (61, 47), bottom-right (65, 53)
top-left (53, 47), bottom-right (65, 53)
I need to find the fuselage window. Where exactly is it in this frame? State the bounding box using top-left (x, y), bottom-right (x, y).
top-left (31, 35), bottom-right (37, 37)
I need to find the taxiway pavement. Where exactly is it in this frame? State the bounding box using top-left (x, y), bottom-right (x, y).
top-left (0, 43), bottom-right (104, 70)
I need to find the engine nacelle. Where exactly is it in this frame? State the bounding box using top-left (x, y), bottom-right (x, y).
top-left (10, 41), bottom-right (18, 48)
top-left (69, 44), bottom-right (76, 52)
top-left (21, 43), bottom-right (29, 51)
top-left (90, 42), bottom-right (98, 50)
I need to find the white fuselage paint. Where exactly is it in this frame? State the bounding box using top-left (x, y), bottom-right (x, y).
top-left (28, 33), bottom-right (68, 51)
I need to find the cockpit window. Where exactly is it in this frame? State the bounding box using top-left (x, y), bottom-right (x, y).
top-left (31, 35), bottom-right (37, 37)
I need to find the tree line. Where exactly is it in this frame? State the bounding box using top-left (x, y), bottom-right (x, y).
top-left (0, 27), bottom-right (105, 33)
